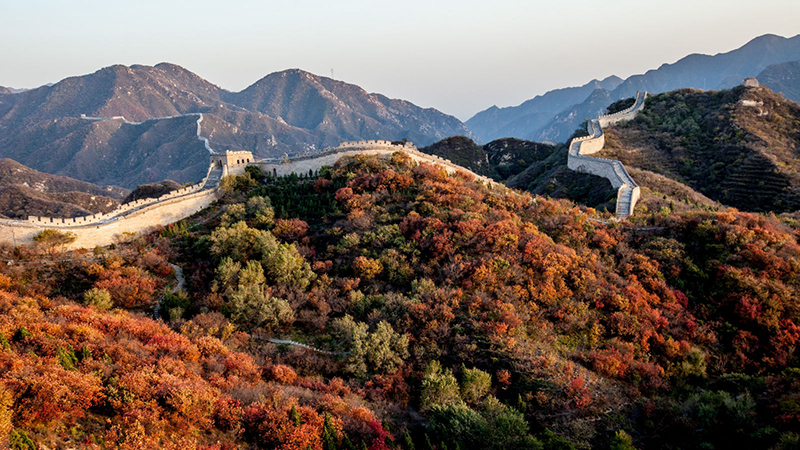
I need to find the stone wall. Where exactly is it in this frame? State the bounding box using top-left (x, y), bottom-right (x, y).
top-left (255, 140), bottom-right (500, 188)
top-left (567, 92), bottom-right (646, 218)
top-left (597, 92), bottom-right (648, 128)
top-left (0, 164), bottom-right (219, 249)
top-left (0, 188), bottom-right (220, 249)
top-left (0, 139), bottom-right (501, 250)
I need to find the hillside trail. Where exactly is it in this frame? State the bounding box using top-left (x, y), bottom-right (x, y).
top-left (154, 263), bottom-right (184, 320)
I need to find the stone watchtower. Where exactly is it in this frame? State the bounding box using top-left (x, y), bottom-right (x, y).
top-left (211, 150), bottom-right (254, 177)
top-left (743, 77), bottom-right (760, 88)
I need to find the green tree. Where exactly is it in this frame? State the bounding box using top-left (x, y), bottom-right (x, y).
top-left (220, 203), bottom-right (247, 227)
top-left (263, 243), bottom-right (315, 289)
top-left (56, 345), bottom-right (78, 371)
top-left (334, 316), bottom-right (409, 376)
top-left (290, 405), bottom-right (301, 426)
top-left (9, 429), bottom-right (36, 450)
top-left (427, 402), bottom-right (486, 450)
top-left (247, 196), bottom-right (274, 228)
top-left (230, 284), bottom-right (293, 331)
top-left (479, 396), bottom-right (539, 450)
top-left (209, 221), bottom-right (278, 261)
top-left (214, 257), bottom-right (242, 294)
top-left (402, 429), bottom-right (415, 450)
top-left (610, 430), bottom-right (637, 450)
top-left (421, 361), bottom-right (461, 408)
top-left (322, 413), bottom-right (338, 450)
top-left (460, 366), bottom-right (492, 405)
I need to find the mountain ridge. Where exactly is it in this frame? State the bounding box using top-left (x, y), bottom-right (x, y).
top-left (0, 64), bottom-right (474, 188)
top-left (468, 33), bottom-right (800, 144)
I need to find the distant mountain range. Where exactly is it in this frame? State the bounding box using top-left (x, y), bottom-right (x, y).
top-left (465, 76), bottom-right (622, 143)
top-left (0, 64), bottom-right (472, 188)
top-left (468, 33), bottom-right (800, 143)
top-left (2, 33), bottom-right (799, 195)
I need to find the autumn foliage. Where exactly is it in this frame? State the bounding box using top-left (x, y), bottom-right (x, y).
top-left (4, 152), bottom-right (800, 449)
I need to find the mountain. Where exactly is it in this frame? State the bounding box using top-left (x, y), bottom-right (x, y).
top-left (225, 69), bottom-right (475, 146)
top-left (0, 158), bottom-right (126, 219)
top-left (0, 112), bottom-right (212, 189)
top-left (0, 86), bottom-right (10, 94)
top-left (465, 76), bottom-right (622, 143)
top-left (529, 88), bottom-right (616, 142)
top-left (470, 34), bottom-right (800, 144)
top-left (0, 64), bottom-right (473, 188)
top-left (9, 151), bottom-right (800, 449)
top-left (121, 180), bottom-right (182, 203)
top-left (758, 60), bottom-right (800, 104)
top-left (598, 85), bottom-right (800, 212)
top-left (535, 34), bottom-right (800, 143)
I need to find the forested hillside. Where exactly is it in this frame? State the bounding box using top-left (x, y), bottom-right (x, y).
top-left (2, 154), bottom-right (800, 449)
top-left (600, 85), bottom-right (800, 213)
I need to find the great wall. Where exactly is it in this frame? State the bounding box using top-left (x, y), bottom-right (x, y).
top-left (0, 139), bottom-right (498, 250)
top-left (566, 91), bottom-right (647, 217)
top-left (0, 96), bottom-right (646, 250)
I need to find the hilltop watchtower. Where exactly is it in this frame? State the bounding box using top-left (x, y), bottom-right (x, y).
top-left (211, 150), bottom-right (254, 177)
top-left (743, 77), bottom-right (760, 87)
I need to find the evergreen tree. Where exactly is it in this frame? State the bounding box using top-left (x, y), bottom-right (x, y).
top-left (322, 413), bottom-right (338, 450)
top-left (402, 429), bottom-right (415, 450)
top-left (290, 404), bottom-right (301, 426)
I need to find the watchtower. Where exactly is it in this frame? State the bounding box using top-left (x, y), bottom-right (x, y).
top-left (743, 77), bottom-right (760, 88)
top-left (211, 150), bottom-right (254, 177)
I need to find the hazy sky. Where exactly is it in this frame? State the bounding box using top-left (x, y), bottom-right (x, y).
top-left (1, 0), bottom-right (799, 120)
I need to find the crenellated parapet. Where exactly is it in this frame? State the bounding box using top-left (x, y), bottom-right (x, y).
top-left (25, 164), bottom-right (216, 228)
top-left (597, 92), bottom-right (648, 128)
top-left (0, 136), bottom-right (503, 249)
top-left (567, 92), bottom-right (646, 218)
top-left (254, 140), bottom-right (500, 188)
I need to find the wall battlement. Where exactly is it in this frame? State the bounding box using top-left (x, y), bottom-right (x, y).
top-left (0, 136), bottom-right (501, 249)
top-left (567, 92), bottom-right (646, 218)
top-left (0, 163), bottom-right (220, 249)
top-left (254, 140), bottom-right (500, 188)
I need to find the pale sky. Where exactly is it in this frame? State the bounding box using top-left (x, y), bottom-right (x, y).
top-left (1, 0), bottom-right (799, 120)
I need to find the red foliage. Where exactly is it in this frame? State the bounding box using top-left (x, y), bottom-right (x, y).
top-left (263, 364), bottom-right (298, 385)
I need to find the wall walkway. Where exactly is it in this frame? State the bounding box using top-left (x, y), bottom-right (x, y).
top-left (0, 165), bottom-right (222, 250)
top-left (566, 92), bottom-right (646, 218)
top-left (0, 138), bottom-right (501, 249)
top-left (254, 140), bottom-right (501, 188)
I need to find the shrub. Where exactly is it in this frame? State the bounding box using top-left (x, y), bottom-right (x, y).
top-left (84, 288), bottom-right (113, 310)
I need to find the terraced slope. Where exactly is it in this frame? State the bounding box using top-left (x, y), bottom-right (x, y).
top-left (600, 85), bottom-right (800, 212)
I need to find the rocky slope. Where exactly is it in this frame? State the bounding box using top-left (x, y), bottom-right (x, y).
top-left (0, 158), bottom-right (126, 219)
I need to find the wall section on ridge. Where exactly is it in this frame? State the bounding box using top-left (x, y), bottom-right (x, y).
top-left (0, 141), bottom-right (501, 250)
top-left (566, 92), bottom-right (646, 218)
top-left (0, 188), bottom-right (220, 250)
top-left (255, 140), bottom-right (501, 188)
